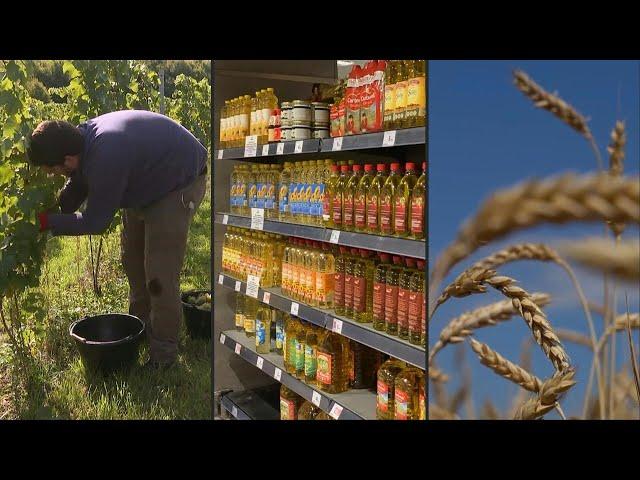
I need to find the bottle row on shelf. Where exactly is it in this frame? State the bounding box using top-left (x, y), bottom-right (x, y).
top-left (232, 295), bottom-right (425, 420)
top-left (230, 159), bottom-right (426, 240)
top-left (217, 60), bottom-right (426, 149)
top-left (222, 228), bottom-right (426, 345)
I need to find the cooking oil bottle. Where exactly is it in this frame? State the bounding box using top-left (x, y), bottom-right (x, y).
top-left (373, 253), bottom-right (392, 331)
top-left (393, 61), bottom-right (408, 129)
top-left (302, 161), bottom-right (315, 225)
top-left (297, 401), bottom-right (321, 420)
top-left (279, 162), bottom-right (292, 221)
top-left (384, 255), bottom-right (404, 335)
top-left (353, 249), bottom-right (375, 323)
top-left (408, 260), bottom-right (425, 345)
top-left (255, 304), bottom-right (272, 354)
top-left (355, 164), bottom-right (374, 233)
top-left (250, 95), bottom-right (258, 137)
top-left (284, 314), bottom-right (299, 374)
top-left (343, 248), bottom-right (358, 319)
top-left (234, 293), bottom-right (245, 332)
top-left (304, 240), bottom-right (318, 306)
top-left (383, 60), bottom-right (397, 130)
top-left (379, 163), bottom-right (402, 236)
top-left (394, 162), bottom-right (418, 238)
top-left (294, 320), bottom-right (307, 380)
top-left (405, 60), bottom-right (426, 128)
top-left (315, 411), bottom-right (332, 420)
top-left (333, 246), bottom-right (348, 316)
top-left (304, 324), bottom-right (321, 386)
top-left (376, 357), bottom-right (405, 420)
top-left (419, 373), bottom-right (426, 420)
top-left (367, 163), bottom-right (388, 234)
top-left (350, 340), bottom-right (377, 389)
top-left (315, 242), bottom-right (335, 309)
top-left (394, 364), bottom-right (422, 420)
top-left (220, 100), bottom-right (228, 148)
top-left (244, 296), bottom-right (258, 338)
top-left (275, 310), bottom-right (285, 355)
top-left (411, 162), bottom-right (426, 240)
top-left (323, 164), bottom-right (340, 228)
top-left (342, 164), bottom-right (362, 232)
top-left (398, 257), bottom-right (417, 339)
top-left (240, 95), bottom-right (251, 141)
top-left (264, 164), bottom-right (277, 218)
top-left (316, 331), bottom-right (351, 394)
top-left (289, 162), bottom-right (300, 222)
top-left (230, 166), bottom-right (239, 214)
top-left (332, 164), bottom-right (350, 230)
top-left (280, 385), bottom-right (303, 420)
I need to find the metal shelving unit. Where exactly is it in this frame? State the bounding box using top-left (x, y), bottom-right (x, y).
top-left (219, 385), bottom-right (281, 420)
top-left (217, 273), bottom-right (425, 369)
top-left (219, 330), bottom-right (376, 420)
top-left (216, 139), bottom-right (321, 161)
top-left (216, 213), bottom-right (425, 259)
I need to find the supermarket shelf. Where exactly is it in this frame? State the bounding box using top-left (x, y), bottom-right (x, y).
top-left (320, 127), bottom-right (426, 152)
top-left (219, 329), bottom-right (377, 420)
top-left (217, 273), bottom-right (425, 369)
top-left (216, 139), bottom-right (321, 161)
top-left (216, 212), bottom-right (426, 259)
top-left (220, 385), bottom-right (281, 420)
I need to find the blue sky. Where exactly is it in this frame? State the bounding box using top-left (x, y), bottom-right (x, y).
top-left (428, 60), bottom-right (639, 418)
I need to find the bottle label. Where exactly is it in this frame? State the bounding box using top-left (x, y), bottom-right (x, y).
top-left (280, 398), bottom-right (296, 420)
top-left (265, 183), bottom-right (275, 210)
top-left (234, 313), bottom-right (244, 329)
top-left (279, 183), bottom-right (289, 214)
top-left (394, 81), bottom-right (407, 122)
top-left (304, 344), bottom-right (317, 378)
top-left (281, 263), bottom-right (290, 292)
top-left (332, 194), bottom-right (343, 226)
top-left (380, 196), bottom-right (393, 234)
top-left (303, 184), bottom-right (312, 215)
top-left (395, 389), bottom-right (409, 420)
top-left (408, 291), bottom-right (423, 333)
top-left (248, 183), bottom-right (257, 209)
top-left (343, 192), bottom-right (354, 227)
top-left (353, 276), bottom-right (367, 313)
top-left (384, 285), bottom-right (398, 325)
top-left (384, 84), bottom-right (396, 123)
top-left (344, 272), bottom-right (354, 310)
top-left (373, 281), bottom-right (386, 322)
top-left (407, 76), bottom-right (426, 117)
top-left (316, 351), bottom-right (333, 385)
top-left (287, 336), bottom-right (297, 367)
top-left (367, 194), bottom-right (379, 230)
top-left (289, 182), bottom-right (297, 214)
top-left (276, 321), bottom-right (285, 349)
top-left (338, 101), bottom-right (346, 137)
top-left (230, 183), bottom-right (237, 208)
top-left (394, 197), bottom-right (407, 233)
top-left (256, 318), bottom-right (266, 347)
top-left (244, 316), bottom-right (255, 333)
top-left (334, 272), bottom-right (344, 308)
top-left (322, 190), bottom-right (332, 222)
top-left (346, 85), bottom-right (361, 135)
top-left (311, 183), bottom-right (322, 217)
top-left (411, 197), bottom-right (424, 234)
top-left (256, 182), bottom-right (266, 209)
top-left (354, 193), bottom-right (367, 229)
top-left (315, 272), bottom-right (334, 303)
top-left (239, 181), bottom-right (247, 208)
top-left (398, 287), bottom-right (410, 329)
top-left (295, 340), bottom-right (305, 371)
top-left (377, 380), bottom-right (390, 412)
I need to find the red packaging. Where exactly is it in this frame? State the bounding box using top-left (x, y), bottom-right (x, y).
top-left (345, 66), bottom-right (361, 135)
top-left (360, 60), bottom-right (384, 133)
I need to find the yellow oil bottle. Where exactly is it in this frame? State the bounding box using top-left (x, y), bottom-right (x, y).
top-left (234, 293), bottom-right (245, 332)
top-left (275, 310), bottom-right (285, 355)
top-left (304, 324), bottom-right (321, 386)
top-left (394, 162), bottom-right (418, 238)
top-left (392, 61), bottom-right (408, 128)
top-left (366, 163), bottom-right (388, 234)
top-left (244, 296), bottom-right (258, 338)
top-left (332, 164), bottom-right (351, 230)
top-left (316, 330), bottom-right (351, 394)
top-left (379, 163), bottom-right (402, 236)
top-left (333, 246), bottom-right (348, 316)
top-left (394, 364), bottom-right (422, 420)
top-left (240, 95), bottom-right (251, 141)
top-left (410, 162), bottom-right (426, 240)
top-left (255, 304), bottom-right (272, 354)
top-left (408, 259), bottom-right (425, 345)
top-left (343, 247), bottom-right (358, 319)
top-left (353, 249), bottom-right (375, 323)
top-left (398, 257), bottom-right (417, 340)
top-left (278, 161), bottom-right (292, 221)
top-left (383, 60), bottom-right (397, 130)
top-left (342, 164), bottom-right (362, 232)
top-left (250, 95), bottom-right (258, 137)
top-left (419, 373), bottom-right (426, 420)
top-left (405, 60), bottom-right (426, 128)
top-left (294, 319), bottom-right (307, 380)
top-left (376, 358), bottom-right (405, 420)
top-left (355, 164), bottom-right (374, 233)
top-left (350, 340), bottom-right (377, 389)
top-left (372, 253), bottom-right (392, 331)
top-left (323, 164), bottom-right (341, 228)
top-left (384, 255), bottom-right (404, 335)
top-left (280, 385), bottom-right (304, 420)
top-left (283, 314), bottom-right (298, 374)
top-left (315, 242), bottom-right (335, 309)
top-left (297, 401), bottom-right (321, 420)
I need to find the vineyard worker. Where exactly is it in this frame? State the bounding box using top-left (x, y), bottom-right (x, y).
top-left (27, 110), bottom-right (208, 370)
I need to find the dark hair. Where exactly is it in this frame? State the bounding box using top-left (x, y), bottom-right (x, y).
top-left (27, 120), bottom-right (84, 166)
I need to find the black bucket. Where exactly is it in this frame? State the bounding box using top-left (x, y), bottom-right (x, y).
top-left (69, 314), bottom-right (145, 374)
top-left (181, 290), bottom-right (211, 339)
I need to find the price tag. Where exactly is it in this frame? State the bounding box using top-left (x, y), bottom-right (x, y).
top-left (294, 140), bottom-right (303, 153)
top-left (219, 333), bottom-right (226, 344)
top-left (311, 391), bottom-right (322, 407)
top-left (331, 318), bottom-right (343, 334)
top-left (262, 291), bottom-right (271, 305)
top-left (217, 149), bottom-right (224, 160)
top-left (332, 136), bottom-right (343, 151)
top-left (250, 207), bottom-right (265, 230)
top-left (246, 275), bottom-right (260, 299)
top-left (329, 230), bottom-right (341, 244)
top-left (256, 357), bottom-right (264, 370)
top-left (262, 144), bottom-right (270, 156)
top-left (382, 130), bottom-right (397, 147)
top-left (244, 135), bottom-right (258, 157)
top-left (222, 214), bottom-right (229, 225)
top-left (218, 274), bottom-right (224, 285)
top-left (290, 302), bottom-right (299, 316)
top-left (274, 368), bottom-right (282, 381)
top-left (234, 281), bottom-right (241, 292)
top-left (329, 403), bottom-right (344, 420)
top-left (231, 406), bottom-right (238, 417)
top-left (276, 143), bottom-right (285, 155)
top-left (234, 343), bottom-right (242, 355)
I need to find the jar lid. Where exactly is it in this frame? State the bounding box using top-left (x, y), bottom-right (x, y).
top-left (312, 102), bottom-right (329, 108)
top-left (281, 102), bottom-right (292, 107)
top-left (292, 100), bottom-right (311, 107)
top-left (292, 124), bottom-right (312, 129)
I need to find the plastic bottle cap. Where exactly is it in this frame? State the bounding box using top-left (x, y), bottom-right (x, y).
top-left (392, 255), bottom-right (402, 264)
top-left (376, 164), bottom-right (387, 172)
top-left (380, 253), bottom-right (391, 262)
top-left (390, 163), bottom-right (401, 171)
top-left (416, 260), bottom-right (425, 270)
top-left (340, 165), bottom-right (350, 173)
top-left (364, 164), bottom-right (374, 172)
top-left (331, 165), bottom-right (339, 172)
top-left (422, 162), bottom-right (426, 171)
top-left (360, 249), bottom-right (369, 257)
top-left (353, 164), bottom-right (362, 172)
top-left (405, 257), bottom-right (416, 268)
top-left (405, 162), bottom-right (415, 171)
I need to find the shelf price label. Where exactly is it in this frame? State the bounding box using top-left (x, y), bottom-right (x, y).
top-left (256, 357), bottom-right (264, 370)
top-left (262, 144), bottom-right (270, 156)
top-left (218, 274), bottom-right (224, 285)
top-left (217, 149), bottom-right (224, 159)
top-left (329, 230), bottom-right (341, 244)
top-left (231, 406), bottom-right (238, 417)
top-left (290, 302), bottom-right (299, 316)
top-left (276, 143), bottom-right (285, 155)
top-left (250, 208), bottom-right (265, 230)
top-left (262, 291), bottom-right (271, 305)
top-left (274, 368), bottom-right (282, 381)
top-left (234, 281), bottom-right (241, 292)
top-left (244, 135), bottom-right (258, 157)
top-left (382, 130), bottom-right (397, 147)
top-left (329, 403), bottom-right (344, 420)
top-left (219, 333), bottom-right (226, 344)
top-left (234, 343), bottom-right (242, 355)
top-left (332, 137), bottom-right (343, 151)
top-left (222, 214), bottom-right (229, 225)
top-left (331, 318), bottom-right (343, 335)
top-left (246, 275), bottom-right (260, 299)
top-left (311, 391), bottom-right (322, 407)
top-left (294, 140), bottom-right (304, 154)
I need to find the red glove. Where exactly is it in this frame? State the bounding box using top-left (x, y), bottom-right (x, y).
top-left (38, 212), bottom-right (50, 232)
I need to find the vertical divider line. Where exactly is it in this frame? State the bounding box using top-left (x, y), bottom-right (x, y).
top-left (425, 58), bottom-right (430, 421)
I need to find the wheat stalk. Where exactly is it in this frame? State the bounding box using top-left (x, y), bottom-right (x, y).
top-left (429, 365), bottom-right (449, 383)
top-left (429, 173), bottom-right (640, 308)
top-left (429, 404), bottom-right (459, 420)
top-left (480, 399), bottom-right (500, 420)
top-left (556, 328), bottom-right (593, 348)
top-left (429, 293), bottom-right (550, 364)
top-left (513, 368), bottom-right (577, 420)
top-left (561, 237), bottom-right (639, 282)
top-left (608, 121), bottom-right (627, 236)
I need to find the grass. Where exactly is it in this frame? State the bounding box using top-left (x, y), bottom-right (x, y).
top-left (0, 178), bottom-right (211, 420)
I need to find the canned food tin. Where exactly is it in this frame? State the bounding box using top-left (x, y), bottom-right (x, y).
top-left (311, 102), bottom-right (330, 124)
top-left (291, 100), bottom-right (312, 124)
top-left (312, 126), bottom-right (330, 139)
top-left (291, 124), bottom-right (312, 140)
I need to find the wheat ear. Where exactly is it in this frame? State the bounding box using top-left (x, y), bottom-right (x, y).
top-left (608, 121), bottom-right (627, 236)
top-left (561, 238), bottom-right (639, 282)
top-left (513, 368), bottom-right (577, 420)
